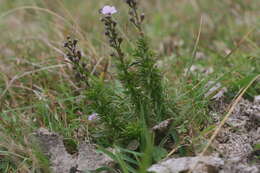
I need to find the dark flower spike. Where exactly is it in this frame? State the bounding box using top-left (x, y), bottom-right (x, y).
top-left (63, 36), bottom-right (89, 88)
top-left (123, 0), bottom-right (144, 34)
top-left (100, 6), bottom-right (125, 61)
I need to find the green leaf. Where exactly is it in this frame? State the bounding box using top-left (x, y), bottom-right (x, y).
top-left (253, 143), bottom-right (260, 151)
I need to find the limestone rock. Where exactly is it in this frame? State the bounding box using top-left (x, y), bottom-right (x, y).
top-left (35, 128), bottom-right (113, 173)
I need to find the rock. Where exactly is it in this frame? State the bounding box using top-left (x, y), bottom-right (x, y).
top-left (76, 143), bottom-right (114, 171)
top-left (152, 118), bottom-right (174, 144)
top-left (254, 95), bottom-right (260, 104)
top-left (202, 67), bottom-right (214, 75)
top-left (149, 98), bottom-right (260, 173)
top-left (184, 65), bottom-right (214, 75)
top-left (212, 99), bottom-right (260, 172)
top-left (195, 52), bottom-right (207, 60)
top-left (220, 160), bottom-right (259, 173)
top-left (152, 118), bottom-right (174, 134)
top-left (127, 140), bottom-right (140, 151)
top-left (148, 156), bottom-right (224, 173)
top-left (190, 65), bottom-right (203, 73)
top-left (212, 40), bottom-right (231, 56)
top-left (246, 100), bottom-right (260, 122)
top-left (35, 128), bottom-right (114, 173)
top-left (148, 155), bottom-right (259, 173)
top-left (35, 128), bottom-right (74, 173)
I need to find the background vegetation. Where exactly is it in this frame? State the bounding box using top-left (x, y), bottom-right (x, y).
top-left (0, 0), bottom-right (260, 172)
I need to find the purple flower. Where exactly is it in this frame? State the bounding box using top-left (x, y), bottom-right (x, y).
top-left (101, 5), bottom-right (117, 15)
top-left (88, 113), bottom-right (99, 121)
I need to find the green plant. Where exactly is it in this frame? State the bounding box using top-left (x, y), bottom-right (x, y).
top-left (62, 0), bottom-right (173, 146)
top-left (2, 0), bottom-right (259, 172)
top-left (100, 1), bottom-right (169, 126)
top-left (62, 0), bottom-right (173, 171)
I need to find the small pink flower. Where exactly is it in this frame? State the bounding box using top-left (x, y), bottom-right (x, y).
top-left (88, 113), bottom-right (99, 121)
top-left (101, 5), bottom-right (117, 15)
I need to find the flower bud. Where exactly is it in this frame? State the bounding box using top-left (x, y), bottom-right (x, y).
top-left (129, 11), bottom-right (134, 16)
top-left (68, 56), bottom-right (73, 61)
top-left (140, 13), bottom-right (145, 22)
top-left (100, 18), bottom-right (105, 22)
top-left (77, 50), bottom-right (81, 59)
top-left (109, 39), bottom-right (114, 45)
top-left (112, 21), bottom-right (117, 27)
top-left (129, 18), bottom-right (135, 23)
top-left (73, 39), bottom-right (78, 46)
top-left (118, 37), bottom-right (123, 44)
top-left (110, 52), bottom-right (116, 57)
top-left (105, 31), bottom-right (110, 36)
top-left (105, 15), bottom-right (111, 19)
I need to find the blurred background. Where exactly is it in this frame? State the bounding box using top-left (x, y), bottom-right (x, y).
top-left (0, 0), bottom-right (259, 74)
top-left (1, 0), bottom-right (260, 110)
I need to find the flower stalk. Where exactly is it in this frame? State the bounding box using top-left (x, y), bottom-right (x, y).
top-left (124, 0), bottom-right (145, 35)
top-left (64, 36), bottom-right (89, 89)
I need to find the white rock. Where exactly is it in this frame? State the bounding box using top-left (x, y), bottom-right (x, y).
top-left (254, 95), bottom-right (260, 104)
top-left (148, 156), bottom-right (224, 173)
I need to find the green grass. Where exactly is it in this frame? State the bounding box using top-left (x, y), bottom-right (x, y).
top-left (0, 0), bottom-right (260, 172)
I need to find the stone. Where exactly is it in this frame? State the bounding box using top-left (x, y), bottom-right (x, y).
top-left (35, 128), bottom-right (114, 173)
top-left (148, 156), bottom-right (224, 173)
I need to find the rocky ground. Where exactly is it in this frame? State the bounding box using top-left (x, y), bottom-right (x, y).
top-left (35, 96), bottom-right (260, 173)
top-left (149, 97), bottom-right (260, 173)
